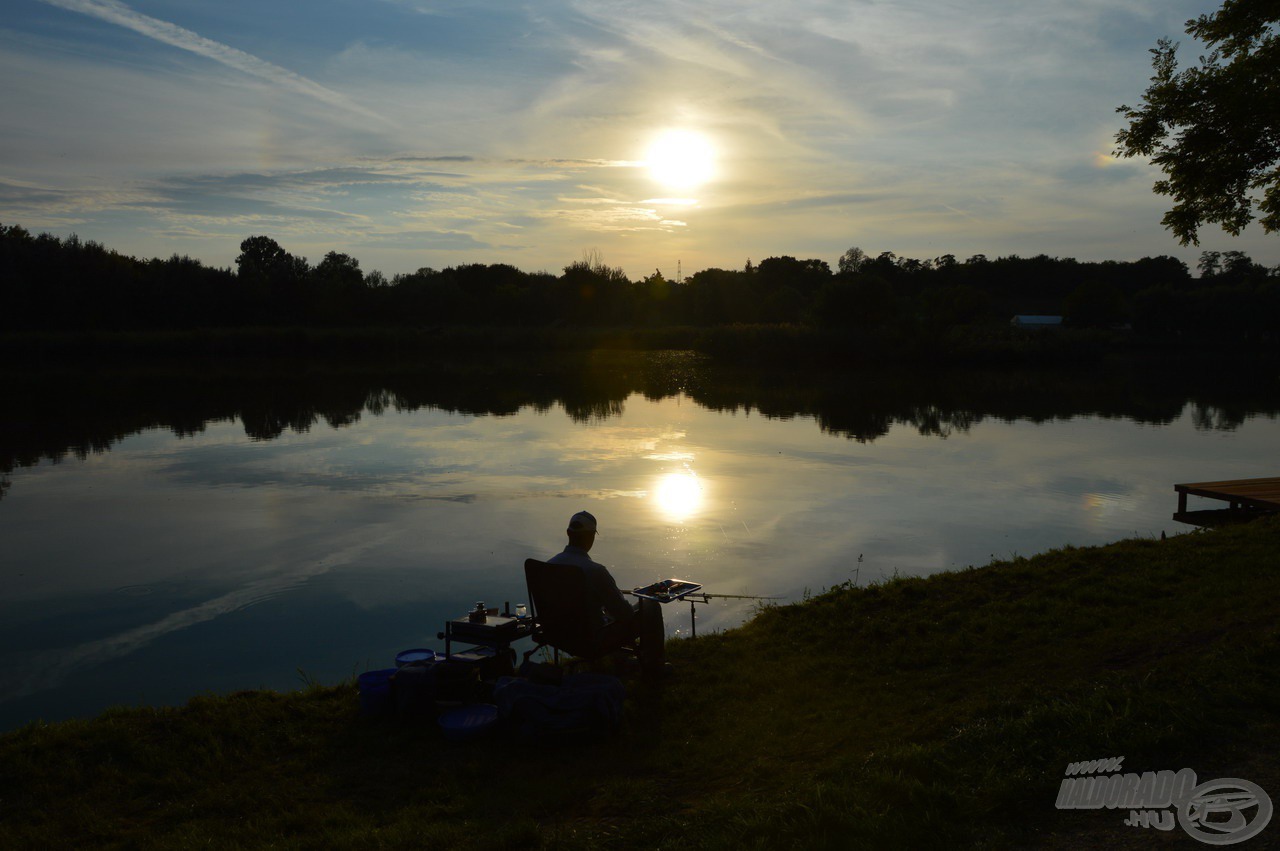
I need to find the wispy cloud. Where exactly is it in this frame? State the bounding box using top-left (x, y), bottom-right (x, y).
top-left (0, 176), bottom-right (160, 223)
top-left (39, 0), bottom-right (388, 124)
top-left (4, 0), bottom-right (1274, 277)
top-left (537, 204), bottom-right (687, 233)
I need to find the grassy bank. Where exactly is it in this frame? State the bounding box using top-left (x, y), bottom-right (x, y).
top-left (3, 519), bottom-right (1279, 849)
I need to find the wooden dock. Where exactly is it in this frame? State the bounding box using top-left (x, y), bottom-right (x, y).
top-left (1174, 476), bottom-right (1280, 526)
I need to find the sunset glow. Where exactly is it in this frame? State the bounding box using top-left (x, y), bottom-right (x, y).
top-left (1, 2), bottom-right (1273, 278)
top-left (646, 130), bottom-right (717, 190)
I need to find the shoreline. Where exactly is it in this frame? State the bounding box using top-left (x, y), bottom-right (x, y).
top-left (4, 323), bottom-right (1277, 371)
top-left (3, 517), bottom-right (1278, 848)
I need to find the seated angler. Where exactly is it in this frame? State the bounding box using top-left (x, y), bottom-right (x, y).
top-left (547, 511), bottom-right (665, 674)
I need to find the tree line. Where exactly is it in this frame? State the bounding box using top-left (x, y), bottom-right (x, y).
top-left (2, 223), bottom-right (1278, 339)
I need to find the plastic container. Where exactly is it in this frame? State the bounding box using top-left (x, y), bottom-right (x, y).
top-left (391, 663), bottom-right (440, 718)
top-left (430, 659), bottom-right (481, 703)
top-left (438, 704), bottom-right (498, 741)
top-left (395, 648), bottom-right (436, 667)
top-left (357, 668), bottom-right (398, 717)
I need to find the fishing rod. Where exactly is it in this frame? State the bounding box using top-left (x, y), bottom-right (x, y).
top-left (684, 592), bottom-right (782, 601)
top-left (623, 589), bottom-right (782, 637)
top-left (680, 592), bottom-right (781, 638)
top-left (621, 590), bottom-right (780, 600)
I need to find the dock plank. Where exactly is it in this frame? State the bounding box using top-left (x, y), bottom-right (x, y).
top-left (1174, 476), bottom-right (1280, 522)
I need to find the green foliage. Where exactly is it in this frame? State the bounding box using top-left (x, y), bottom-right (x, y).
top-left (1116, 0), bottom-right (1280, 243)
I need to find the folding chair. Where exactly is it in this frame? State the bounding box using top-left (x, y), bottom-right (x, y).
top-left (522, 558), bottom-right (639, 668)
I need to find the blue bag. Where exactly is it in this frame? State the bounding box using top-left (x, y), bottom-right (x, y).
top-left (493, 673), bottom-right (625, 741)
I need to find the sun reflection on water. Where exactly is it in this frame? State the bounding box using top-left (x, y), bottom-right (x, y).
top-left (653, 470), bottom-right (705, 522)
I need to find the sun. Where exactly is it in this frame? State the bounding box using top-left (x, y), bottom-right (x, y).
top-left (645, 129), bottom-right (716, 189)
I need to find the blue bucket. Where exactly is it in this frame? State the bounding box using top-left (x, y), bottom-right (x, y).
top-left (395, 648), bottom-right (436, 667)
top-left (357, 668), bottom-right (398, 717)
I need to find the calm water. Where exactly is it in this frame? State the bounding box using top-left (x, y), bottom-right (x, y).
top-left (1, 355), bottom-right (1276, 730)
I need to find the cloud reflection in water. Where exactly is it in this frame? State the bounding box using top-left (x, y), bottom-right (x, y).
top-left (2, 363), bottom-right (1278, 731)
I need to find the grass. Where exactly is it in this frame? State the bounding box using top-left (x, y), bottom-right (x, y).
top-left (2, 518), bottom-right (1279, 848)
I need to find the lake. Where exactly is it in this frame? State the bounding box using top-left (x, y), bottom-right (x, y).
top-left (1, 352), bottom-right (1276, 731)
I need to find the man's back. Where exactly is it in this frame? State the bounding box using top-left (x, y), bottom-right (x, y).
top-left (547, 545), bottom-right (634, 626)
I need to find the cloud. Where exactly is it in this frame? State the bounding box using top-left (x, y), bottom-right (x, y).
top-left (357, 229), bottom-right (493, 251)
top-left (38, 0), bottom-right (388, 124)
top-left (4, 0), bottom-right (1276, 278)
top-left (536, 204), bottom-right (687, 233)
top-left (0, 176), bottom-right (161, 224)
top-left (386, 155), bottom-right (476, 164)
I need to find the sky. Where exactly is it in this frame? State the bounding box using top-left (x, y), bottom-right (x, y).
top-left (2, 0), bottom-right (1276, 280)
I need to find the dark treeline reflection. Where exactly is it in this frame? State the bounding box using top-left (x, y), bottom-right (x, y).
top-left (1, 353), bottom-right (1276, 496)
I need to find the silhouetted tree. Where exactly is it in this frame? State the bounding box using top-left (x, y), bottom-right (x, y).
top-left (3, 220), bottom-right (1273, 337)
top-left (756, 257), bottom-right (831, 322)
top-left (559, 251), bottom-right (631, 324)
top-left (310, 251), bottom-right (365, 323)
top-left (635, 269), bottom-right (677, 326)
top-left (389, 267), bottom-right (462, 325)
top-left (838, 246), bottom-right (869, 273)
top-left (685, 267), bottom-right (758, 324)
top-left (1116, 0), bottom-right (1280, 243)
top-left (813, 273), bottom-right (900, 330)
top-left (235, 236), bottom-right (311, 323)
